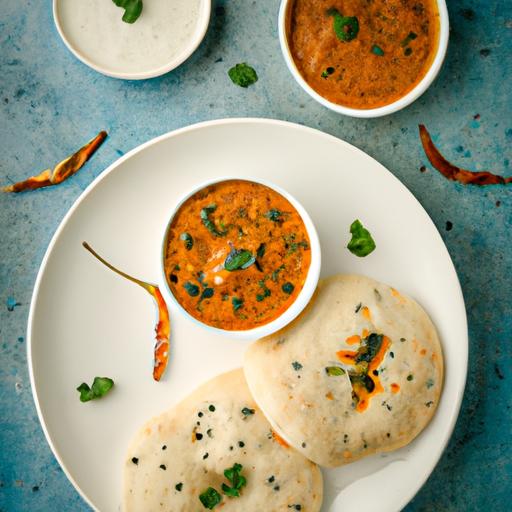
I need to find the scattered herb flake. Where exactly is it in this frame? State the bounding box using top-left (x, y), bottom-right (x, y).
top-left (371, 44), bottom-right (385, 56)
top-left (228, 63), bottom-right (258, 88)
top-left (201, 204), bottom-right (228, 237)
top-left (76, 377), bottom-right (114, 402)
top-left (401, 31), bottom-right (418, 47)
top-left (265, 209), bottom-right (286, 223)
top-left (224, 246), bottom-right (256, 271)
top-left (404, 47), bottom-right (413, 56)
top-left (407, 374), bottom-right (414, 381)
top-left (175, 482), bottom-right (183, 491)
top-left (426, 378), bottom-right (434, 389)
top-left (347, 219), bottom-right (376, 257)
top-left (241, 407), bottom-right (255, 416)
top-left (321, 66), bottom-right (335, 78)
top-left (292, 361), bottom-right (303, 371)
top-left (201, 287), bottom-right (214, 299)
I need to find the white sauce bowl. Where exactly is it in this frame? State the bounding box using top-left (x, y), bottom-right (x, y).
top-left (160, 177), bottom-right (321, 341)
top-left (53, 0), bottom-right (211, 80)
top-left (278, 0), bottom-right (450, 118)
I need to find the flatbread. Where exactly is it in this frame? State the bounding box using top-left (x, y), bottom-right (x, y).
top-left (123, 369), bottom-right (323, 511)
top-left (244, 274), bottom-right (444, 468)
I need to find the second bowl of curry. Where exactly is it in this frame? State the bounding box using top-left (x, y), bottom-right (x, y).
top-left (161, 178), bottom-right (321, 340)
top-left (280, 0), bottom-right (449, 117)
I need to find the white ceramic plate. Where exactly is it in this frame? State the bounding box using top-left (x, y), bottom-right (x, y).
top-left (53, 0), bottom-right (211, 79)
top-left (28, 119), bottom-right (467, 512)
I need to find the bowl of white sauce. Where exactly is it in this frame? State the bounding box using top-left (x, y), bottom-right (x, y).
top-left (53, 0), bottom-right (211, 79)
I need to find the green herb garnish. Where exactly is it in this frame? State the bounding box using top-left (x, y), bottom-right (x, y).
top-left (256, 243), bottom-right (266, 259)
top-left (201, 204), bottom-right (228, 237)
top-left (175, 482), bottom-right (183, 492)
top-left (112, 0), bottom-right (143, 24)
top-left (184, 282), bottom-right (200, 297)
top-left (355, 333), bottom-right (384, 363)
top-left (401, 31), bottom-right (418, 47)
top-left (224, 246), bottom-right (255, 271)
top-left (325, 366), bottom-right (345, 376)
top-left (232, 297), bottom-right (244, 311)
top-left (201, 288), bottom-right (214, 299)
top-left (371, 45), bottom-right (385, 56)
top-left (199, 487), bottom-right (222, 509)
top-left (329, 9), bottom-right (359, 42)
top-left (179, 232), bottom-right (193, 250)
top-left (271, 264), bottom-right (285, 282)
top-left (265, 209), bottom-right (286, 223)
top-left (228, 63), bottom-right (258, 88)
top-left (404, 47), bottom-right (413, 56)
top-left (76, 377), bottom-right (114, 402)
top-left (221, 463), bottom-right (247, 498)
top-left (321, 66), bottom-right (335, 78)
top-left (256, 280), bottom-right (271, 302)
top-left (407, 374), bottom-right (414, 381)
top-left (347, 219), bottom-right (376, 257)
top-left (292, 361), bottom-right (303, 371)
top-left (282, 282), bottom-right (294, 294)
top-left (241, 407), bottom-right (255, 416)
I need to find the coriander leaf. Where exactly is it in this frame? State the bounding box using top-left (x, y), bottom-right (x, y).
top-left (265, 209), bottom-right (286, 223)
top-left (401, 31), bottom-right (418, 47)
top-left (282, 282), bottom-right (294, 294)
top-left (325, 366), bottom-right (345, 376)
top-left (232, 297), bottom-right (244, 311)
top-left (199, 487), bottom-right (222, 509)
top-left (112, 0), bottom-right (143, 24)
top-left (201, 204), bottom-right (228, 237)
top-left (292, 361), bottom-right (303, 371)
top-left (77, 377), bottom-right (114, 402)
top-left (184, 281), bottom-right (200, 297)
top-left (347, 219), bottom-right (376, 257)
top-left (241, 407), bottom-right (255, 416)
top-left (228, 63), bottom-right (258, 88)
top-left (201, 287), bottom-right (214, 299)
top-left (179, 232), bottom-right (194, 250)
top-left (256, 243), bottom-right (266, 259)
top-left (371, 44), bottom-right (385, 56)
top-left (224, 246), bottom-right (256, 271)
top-left (222, 463), bottom-right (247, 497)
top-left (329, 10), bottom-right (359, 42)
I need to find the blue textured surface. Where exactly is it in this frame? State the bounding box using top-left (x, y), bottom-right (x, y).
top-left (0, 1), bottom-right (510, 511)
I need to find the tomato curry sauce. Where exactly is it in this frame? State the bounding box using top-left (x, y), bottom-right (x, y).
top-left (164, 180), bottom-right (311, 331)
top-left (287, 0), bottom-right (440, 109)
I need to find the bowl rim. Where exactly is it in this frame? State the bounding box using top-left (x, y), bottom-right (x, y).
top-left (159, 176), bottom-right (322, 341)
top-left (52, 0), bottom-right (212, 80)
top-left (278, 0), bottom-right (450, 118)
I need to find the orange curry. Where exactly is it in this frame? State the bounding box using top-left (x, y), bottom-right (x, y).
top-left (164, 180), bottom-right (311, 331)
top-left (287, 0), bottom-right (440, 109)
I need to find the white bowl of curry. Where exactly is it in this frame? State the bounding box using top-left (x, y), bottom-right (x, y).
top-left (161, 178), bottom-right (321, 340)
top-left (280, 0), bottom-right (449, 117)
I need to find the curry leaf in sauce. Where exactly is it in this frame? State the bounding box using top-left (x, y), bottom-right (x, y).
top-left (347, 219), bottom-right (376, 257)
top-left (201, 204), bottom-right (228, 237)
top-left (184, 282), bottom-right (200, 297)
top-left (282, 282), bottom-right (295, 294)
top-left (329, 9), bottom-right (360, 42)
top-left (232, 297), bottom-right (244, 311)
top-left (180, 232), bottom-right (194, 250)
top-left (224, 246), bottom-right (256, 271)
top-left (371, 45), bottom-right (385, 56)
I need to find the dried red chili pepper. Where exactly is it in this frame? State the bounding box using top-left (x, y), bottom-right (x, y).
top-left (419, 125), bottom-right (511, 186)
top-left (82, 242), bottom-right (170, 381)
top-left (3, 131), bottom-right (107, 193)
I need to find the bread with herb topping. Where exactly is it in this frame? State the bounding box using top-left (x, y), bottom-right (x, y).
top-left (123, 369), bottom-right (322, 511)
top-left (244, 274), bottom-right (444, 467)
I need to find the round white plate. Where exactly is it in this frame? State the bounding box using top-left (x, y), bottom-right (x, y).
top-left (28, 119), bottom-right (467, 512)
top-left (53, 0), bottom-right (211, 79)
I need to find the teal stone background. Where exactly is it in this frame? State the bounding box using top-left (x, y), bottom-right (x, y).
top-left (0, 0), bottom-right (510, 510)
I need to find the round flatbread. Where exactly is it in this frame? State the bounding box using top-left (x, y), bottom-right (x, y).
top-left (244, 274), bottom-right (444, 468)
top-left (123, 369), bottom-right (323, 511)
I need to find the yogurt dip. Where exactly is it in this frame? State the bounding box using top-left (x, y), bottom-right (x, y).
top-left (54, 0), bottom-right (209, 78)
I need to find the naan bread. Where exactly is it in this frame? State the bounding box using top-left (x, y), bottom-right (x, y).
top-left (244, 274), bottom-right (444, 468)
top-left (123, 369), bottom-right (323, 511)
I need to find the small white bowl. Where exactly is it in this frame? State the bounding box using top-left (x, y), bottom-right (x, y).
top-left (278, 0), bottom-right (449, 118)
top-left (160, 177), bottom-right (321, 341)
top-left (53, 0), bottom-right (211, 80)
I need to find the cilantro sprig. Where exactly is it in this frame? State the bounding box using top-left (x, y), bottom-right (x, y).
top-left (221, 463), bottom-right (247, 497)
top-left (228, 63), bottom-right (258, 88)
top-left (112, 0), bottom-right (143, 24)
top-left (77, 377), bottom-right (114, 402)
top-left (328, 8), bottom-right (359, 42)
